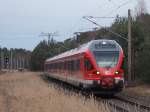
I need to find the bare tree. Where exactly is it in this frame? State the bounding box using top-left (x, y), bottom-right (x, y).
top-left (135, 0), bottom-right (147, 16)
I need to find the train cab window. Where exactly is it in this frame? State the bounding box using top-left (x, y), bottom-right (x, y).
top-left (93, 51), bottom-right (119, 68)
top-left (84, 58), bottom-right (93, 71)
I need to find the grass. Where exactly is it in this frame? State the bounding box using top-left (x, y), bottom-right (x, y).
top-left (46, 84), bottom-right (110, 112)
top-left (0, 72), bottom-right (110, 112)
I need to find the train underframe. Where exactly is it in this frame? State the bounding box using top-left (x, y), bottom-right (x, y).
top-left (80, 79), bottom-right (124, 94)
top-left (45, 72), bottom-right (124, 95)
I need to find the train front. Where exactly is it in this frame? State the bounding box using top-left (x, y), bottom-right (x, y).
top-left (84, 40), bottom-right (124, 93)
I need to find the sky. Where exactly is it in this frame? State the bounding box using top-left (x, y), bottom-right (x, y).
top-left (0, 0), bottom-right (150, 50)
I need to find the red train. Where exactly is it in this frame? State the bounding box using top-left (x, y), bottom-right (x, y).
top-left (45, 39), bottom-right (124, 94)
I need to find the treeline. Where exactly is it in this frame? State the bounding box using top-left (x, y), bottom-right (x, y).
top-left (30, 13), bottom-right (150, 82)
top-left (0, 48), bottom-right (31, 70)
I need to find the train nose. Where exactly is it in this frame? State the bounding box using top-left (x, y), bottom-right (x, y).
top-left (101, 78), bottom-right (114, 88)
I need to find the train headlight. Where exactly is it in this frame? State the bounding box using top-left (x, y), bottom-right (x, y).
top-left (93, 71), bottom-right (100, 75)
top-left (96, 71), bottom-right (100, 75)
top-left (115, 71), bottom-right (119, 75)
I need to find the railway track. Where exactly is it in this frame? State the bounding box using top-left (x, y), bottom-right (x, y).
top-left (99, 93), bottom-right (150, 112)
top-left (115, 93), bottom-right (150, 112)
top-left (102, 99), bottom-right (131, 112)
top-left (43, 75), bottom-right (150, 112)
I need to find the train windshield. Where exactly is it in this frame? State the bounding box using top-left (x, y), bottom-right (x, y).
top-left (93, 51), bottom-right (119, 68)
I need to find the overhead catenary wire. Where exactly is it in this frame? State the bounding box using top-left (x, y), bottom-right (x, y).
top-left (83, 0), bottom-right (136, 22)
top-left (104, 0), bottom-right (135, 16)
top-left (85, 16), bottom-right (115, 19)
top-left (71, 0), bottom-right (135, 41)
top-left (107, 0), bottom-right (118, 7)
top-left (67, 0), bottom-right (113, 37)
top-left (81, 0), bottom-right (138, 41)
top-left (77, 27), bottom-right (99, 32)
top-left (39, 32), bottom-right (59, 45)
top-left (83, 16), bottom-right (128, 41)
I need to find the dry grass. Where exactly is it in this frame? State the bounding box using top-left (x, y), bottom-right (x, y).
top-left (0, 72), bottom-right (109, 112)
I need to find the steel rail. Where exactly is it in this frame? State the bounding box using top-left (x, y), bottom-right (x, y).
top-left (115, 95), bottom-right (150, 111)
top-left (102, 99), bottom-right (130, 112)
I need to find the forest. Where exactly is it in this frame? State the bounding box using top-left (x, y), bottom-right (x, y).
top-left (0, 48), bottom-right (31, 70)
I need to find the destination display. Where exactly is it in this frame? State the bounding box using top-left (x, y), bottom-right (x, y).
top-left (94, 42), bottom-right (116, 49)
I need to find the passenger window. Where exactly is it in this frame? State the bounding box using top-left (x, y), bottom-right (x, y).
top-left (75, 60), bottom-right (80, 71)
top-left (84, 58), bottom-right (93, 71)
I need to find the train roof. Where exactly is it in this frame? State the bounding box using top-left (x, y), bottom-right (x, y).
top-left (45, 39), bottom-right (122, 62)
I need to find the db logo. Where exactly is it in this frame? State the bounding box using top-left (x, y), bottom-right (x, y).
top-left (105, 70), bottom-right (111, 75)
